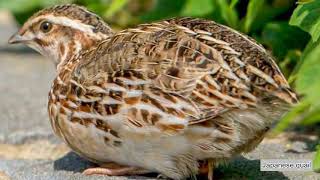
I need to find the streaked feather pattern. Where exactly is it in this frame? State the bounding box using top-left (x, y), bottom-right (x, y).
top-left (45, 17), bottom-right (298, 178)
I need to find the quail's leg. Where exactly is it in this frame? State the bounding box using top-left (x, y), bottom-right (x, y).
top-left (208, 159), bottom-right (214, 180)
top-left (199, 160), bottom-right (215, 180)
top-left (83, 162), bottom-right (151, 176)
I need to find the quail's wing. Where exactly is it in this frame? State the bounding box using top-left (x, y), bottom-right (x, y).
top-left (74, 18), bottom-right (297, 135)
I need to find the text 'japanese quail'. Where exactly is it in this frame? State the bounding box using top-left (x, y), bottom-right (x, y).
top-left (9, 4), bottom-right (297, 180)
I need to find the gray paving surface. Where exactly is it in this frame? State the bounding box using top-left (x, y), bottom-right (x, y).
top-left (0, 53), bottom-right (55, 144)
top-left (0, 9), bottom-right (319, 180)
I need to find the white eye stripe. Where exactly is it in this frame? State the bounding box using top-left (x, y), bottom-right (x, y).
top-left (26, 15), bottom-right (95, 34)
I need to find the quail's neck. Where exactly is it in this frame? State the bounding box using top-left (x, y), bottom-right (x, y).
top-left (55, 33), bottom-right (110, 73)
top-left (56, 40), bottom-right (81, 72)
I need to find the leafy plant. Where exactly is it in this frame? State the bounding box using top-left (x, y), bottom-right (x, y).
top-left (315, 145), bottom-right (320, 172)
top-left (274, 0), bottom-right (320, 171)
top-left (290, 0), bottom-right (320, 42)
top-left (243, 0), bottom-right (264, 33)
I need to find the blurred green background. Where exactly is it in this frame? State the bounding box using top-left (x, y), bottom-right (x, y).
top-left (0, 0), bottom-right (319, 172)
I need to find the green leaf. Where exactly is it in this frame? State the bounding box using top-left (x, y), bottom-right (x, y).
top-left (300, 108), bottom-right (320, 125)
top-left (230, 0), bottom-right (239, 9)
top-left (289, 0), bottom-right (320, 42)
top-left (104, 0), bottom-right (128, 18)
top-left (314, 145), bottom-right (320, 172)
top-left (245, 1), bottom-right (292, 34)
top-left (261, 21), bottom-right (309, 59)
top-left (243, 0), bottom-right (265, 33)
top-left (296, 38), bottom-right (320, 102)
top-left (281, 13), bottom-right (320, 131)
top-left (181, 0), bottom-right (214, 17)
top-left (216, 0), bottom-right (239, 28)
top-left (297, 0), bottom-right (315, 5)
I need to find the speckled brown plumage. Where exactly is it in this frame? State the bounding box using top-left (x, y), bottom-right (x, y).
top-left (9, 4), bottom-right (297, 180)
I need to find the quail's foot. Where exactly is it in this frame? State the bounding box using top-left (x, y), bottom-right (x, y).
top-left (83, 162), bottom-right (151, 176)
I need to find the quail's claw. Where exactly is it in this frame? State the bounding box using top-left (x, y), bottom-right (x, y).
top-left (83, 163), bottom-right (151, 176)
top-left (156, 173), bottom-right (170, 179)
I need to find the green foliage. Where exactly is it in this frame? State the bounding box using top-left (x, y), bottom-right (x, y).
top-left (0, 0), bottom-right (73, 24)
top-left (314, 145), bottom-right (320, 172)
top-left (140, 0), bottom-right (185, 22)
top-left (1, 0), bottom-right (319, 172)
top-left (274, 0), bottom-right (320, 170)
top-left (290, 0), bottom-right (320, 42)
top-left (243, 0), bottom-right (264, 33)
top-left (289, 2), bottom-right (320, 133)
top-left (181, 0), bottom-right (214, 17)
top-left (104, 0), bottom-right (128, 18)
top-left (296, 40), bottom-right (320, 102)
top-left (215, 0), bottom-right (239, 28)
top-left (261, 22), bottom-right (309, 60)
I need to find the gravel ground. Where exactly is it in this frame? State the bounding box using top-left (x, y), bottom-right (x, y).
top-left (0, 10), bottom-right (319, 180)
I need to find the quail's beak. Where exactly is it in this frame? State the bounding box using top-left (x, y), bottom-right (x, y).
top-left (8, 33), bottom-right (30, 44)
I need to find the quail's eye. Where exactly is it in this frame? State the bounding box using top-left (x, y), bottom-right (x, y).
top-left (40, 21), bottom-right (52, 33)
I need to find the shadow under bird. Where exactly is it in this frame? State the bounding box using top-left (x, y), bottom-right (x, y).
top-left (8, 4), bottom-right (298, 180)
